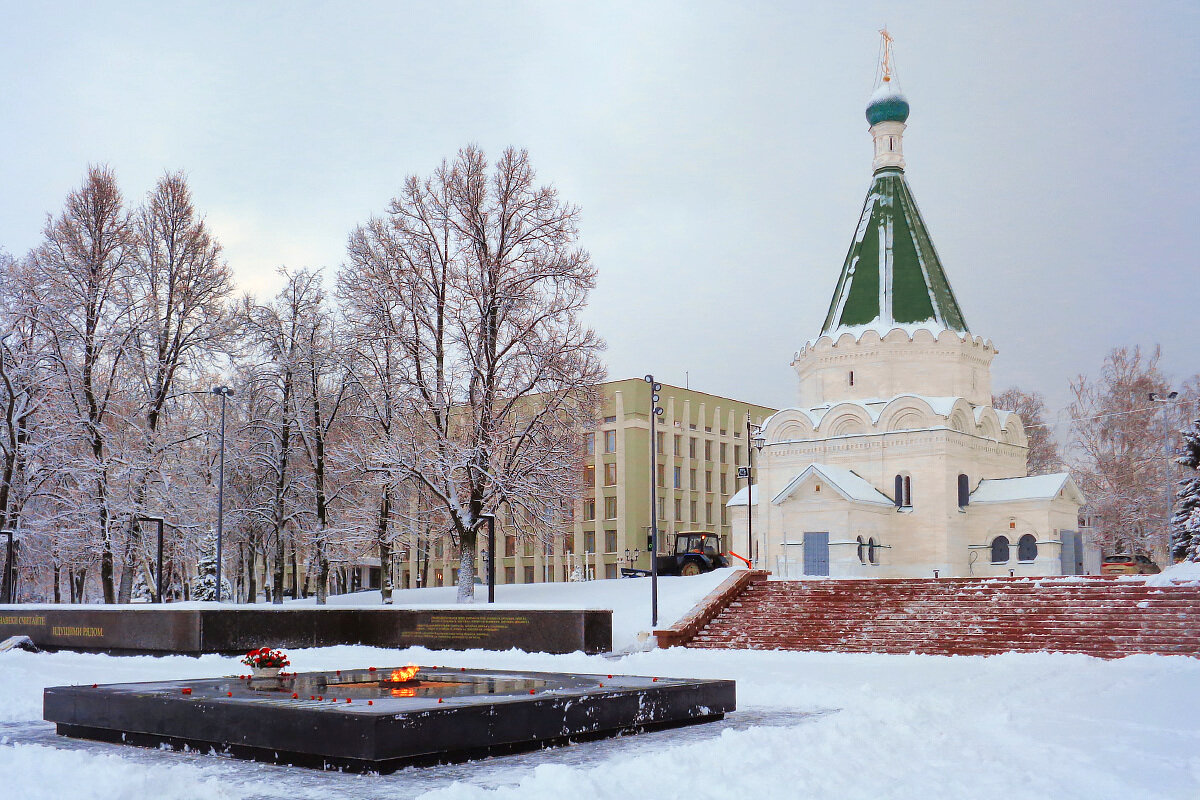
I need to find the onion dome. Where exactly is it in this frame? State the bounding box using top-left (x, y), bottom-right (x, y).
top-left (866, 78), bottom-right (910, 126)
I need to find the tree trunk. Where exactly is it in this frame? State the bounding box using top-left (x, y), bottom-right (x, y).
top-left (53, 565), bottom-right (61, 604)
top-left (377, 486), bottom-right (393, 604)
top-left (272, 532), bottom-right (284, 604)
top-left (456, 530), bottom-right (476, 603)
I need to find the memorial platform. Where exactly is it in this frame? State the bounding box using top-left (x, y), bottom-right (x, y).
top-left (44, 666), bottom-right (735, 771)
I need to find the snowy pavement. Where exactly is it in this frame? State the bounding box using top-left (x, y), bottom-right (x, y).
top-left (3, 570), bottom-right (1199, 799)
top-left (4, 644), bottom-right (1199, 799)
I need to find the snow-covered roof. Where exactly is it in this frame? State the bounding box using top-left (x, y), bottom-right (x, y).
top-left (726, 485), bottom-right (758, 507)
top-left (772, 463), bottom-right (895, 507)
top-left (818, 166), bottom-right (968, 340)
top-left (970, 473), bottom-right (1082, 504)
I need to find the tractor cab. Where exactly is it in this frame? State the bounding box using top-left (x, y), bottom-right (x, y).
top-left (675, 532), bottom-right (722, 559)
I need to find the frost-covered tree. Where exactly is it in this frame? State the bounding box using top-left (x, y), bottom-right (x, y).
top-left (1171, 415), bottom-right (1200, 562)
top-left (31, 166), bottom-right (138, 603)
top-left (1069, 346), bottom-right (1173, 557)
top-left (993, 387), bottom-right (1060, 476)
top-left (343, 146), bottom-right (604, 602)
top-left (191, 535), bottom-right (232, 602)
top-left (117, 171), bottom-right (234, 603)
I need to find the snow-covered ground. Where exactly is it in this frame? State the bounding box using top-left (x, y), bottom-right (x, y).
top-left (3, 572), bottom-right (1199, 799)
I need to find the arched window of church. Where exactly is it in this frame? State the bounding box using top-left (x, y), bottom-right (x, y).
top-left (991, 536), bottom-right (1010, 564)
top-left (1018, 534), bottom-right (1037, 562)
top-left (857, 536), bottom-right (866, 564)
top-left (894, 475), bottom-right (912, 508)
top-left (848, 371), bottom-right (855, 387)
top-left (957, 474), bottom-right (970, 507)
top-left (868, 537), bottom-right (879, 565)
top-left (904, 475), bottom-right (912, 507)
top-left (894, 475), bottom-right (903, 507)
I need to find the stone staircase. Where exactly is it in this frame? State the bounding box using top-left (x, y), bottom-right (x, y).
top-left (682, 577), bottom-right (1200, 658)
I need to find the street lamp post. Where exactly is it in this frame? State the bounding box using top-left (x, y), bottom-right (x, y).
top-left (135, 516), bottom-right (166, 602)
top-left (751, 425), bottom-right (766, 565)
top-left (478, 513), bottom-right (496, 603)
top-left (211, 386), bottom-right (235, 603)
top-left (644, 375), bottom-right (664, 627)
top-left (1, 529), bottom-right (18, 604)
top-left (1150, 390), bottom-right (1181, 561)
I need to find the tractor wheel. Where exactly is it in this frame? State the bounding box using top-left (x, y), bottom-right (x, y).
top-left (680, 562), bottom-right (702, 577)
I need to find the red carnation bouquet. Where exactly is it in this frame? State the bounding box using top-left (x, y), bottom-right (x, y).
top-left (241, 647), bottom-right (290, 669)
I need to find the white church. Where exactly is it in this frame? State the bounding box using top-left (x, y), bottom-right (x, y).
top-left (730, 37), bottom-right (1086, 579)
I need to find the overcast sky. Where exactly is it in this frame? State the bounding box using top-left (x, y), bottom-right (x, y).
top-left (2, 1), bottom-right (1196, 425)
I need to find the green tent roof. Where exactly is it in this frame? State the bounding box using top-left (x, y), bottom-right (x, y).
top-left (820, 167), bottom-right (968, 338)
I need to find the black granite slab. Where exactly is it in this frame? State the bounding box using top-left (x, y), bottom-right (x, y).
top-left (0, 607), bottom-right (611, 655)
top-left (44, 667), bottom-right (735, 772)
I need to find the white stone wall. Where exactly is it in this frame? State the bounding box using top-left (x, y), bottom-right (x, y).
top-left (793, 329), bottom-right (996, 408)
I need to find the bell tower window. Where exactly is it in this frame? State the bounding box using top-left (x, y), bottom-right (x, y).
top-left (848, 371), bottom-right (855, 387)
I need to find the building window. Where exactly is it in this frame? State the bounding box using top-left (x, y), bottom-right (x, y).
top-left (604, 563), bottom-right (617, 580)
top-left (657, 463), bottom-right (665, 487)
top-left (674, 435), bottom-right (682, 455)
top-left (585, 434), bottom-right (594, 455)
top-left (721, 505), bottom-right (728, 525)
top-left (604, 462), bottom-right (617, 486)
top-left (689, 437), bottom-right (697, 458)
top-left (1018, 534), bottom-right (1037, 562)
top-left (524, 565), bottom-right (535, 584)
top-left (583, 465), bottom-right (595, 484)
top-left (849, 371), bottom-right (855, 387)
top-left (991, 536), bottom-right (1010, 564)
top-left (674, 499), bottom-right (682, 521)
top-left (673, 466), bottom-right (682, 489)
top-left (689, 468), bottom-right (697, 490)
top-left (705, 502), bottom-right (713, 524)
top-left (868, 537), bottom-right (879, 565)
top-left (584, 500), bottom-right (595, 521)
top-left (603, 415), bottom-right (616, 424)
top-left (434, 538), bottom-right (444, 559)
top-left (720, 442), bottom-right (727, 462)
top-left (690, 499), bottom-right (697, 521)
top-left (565, 534), bottom-right (575, 553)
top-left (604, 530), bottom-right (617, 553)
top-left (504, 566), bottom-right (515, 584)
top-left (704, 440), bottom-right (712, 460)
top-left (705, 471), bottom-right (712, 492)
top-left (894, 474), bottom-right (912, 507)
top-left (523, 540), bottom-right (534, 557)
top-left (657, 496), bottom-right (666, 519)
top-left (604, 496), bottom-right (617, 519)
top-left (735, 445), bottom-right (742, 465)
top-left (584, 531), bottom-right (596, 553)
top-left (504, 535), bottom-right (516, 557)
top-left (720, 472), bottom-right (728, 493)
top-left (656, 431), bottom-right (665, 452)
top-left (857, 536), bottom-right (866, 564)
top-left (957, 474), bottom-right (970, 508)
top-left (604, 430), bottom-right (616, 453)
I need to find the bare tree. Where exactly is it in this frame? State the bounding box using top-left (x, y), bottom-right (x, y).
top-left (343, 146), bottom-right (604, 603)
top-left (117, 171), bottom-right (234, 602)
top-left (241, 270), bottom-right (323, 603)
top-left (291, 278), bottom-right (350, 604)
top-left (993, 386), bottom-right (1061, 476)
top-left (32, 166), bottom-right (138, 602)
top-left (1069, 346), bottom-right (1172, 558)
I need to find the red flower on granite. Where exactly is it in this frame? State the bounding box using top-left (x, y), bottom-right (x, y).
top-left (240, 647), bottom-right (291, 669)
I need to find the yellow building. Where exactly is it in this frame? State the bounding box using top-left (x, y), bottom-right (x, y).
top-left (562, 379), bottom-right (777, 582)
top-left (403, 379), bottom-right (775, 588)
